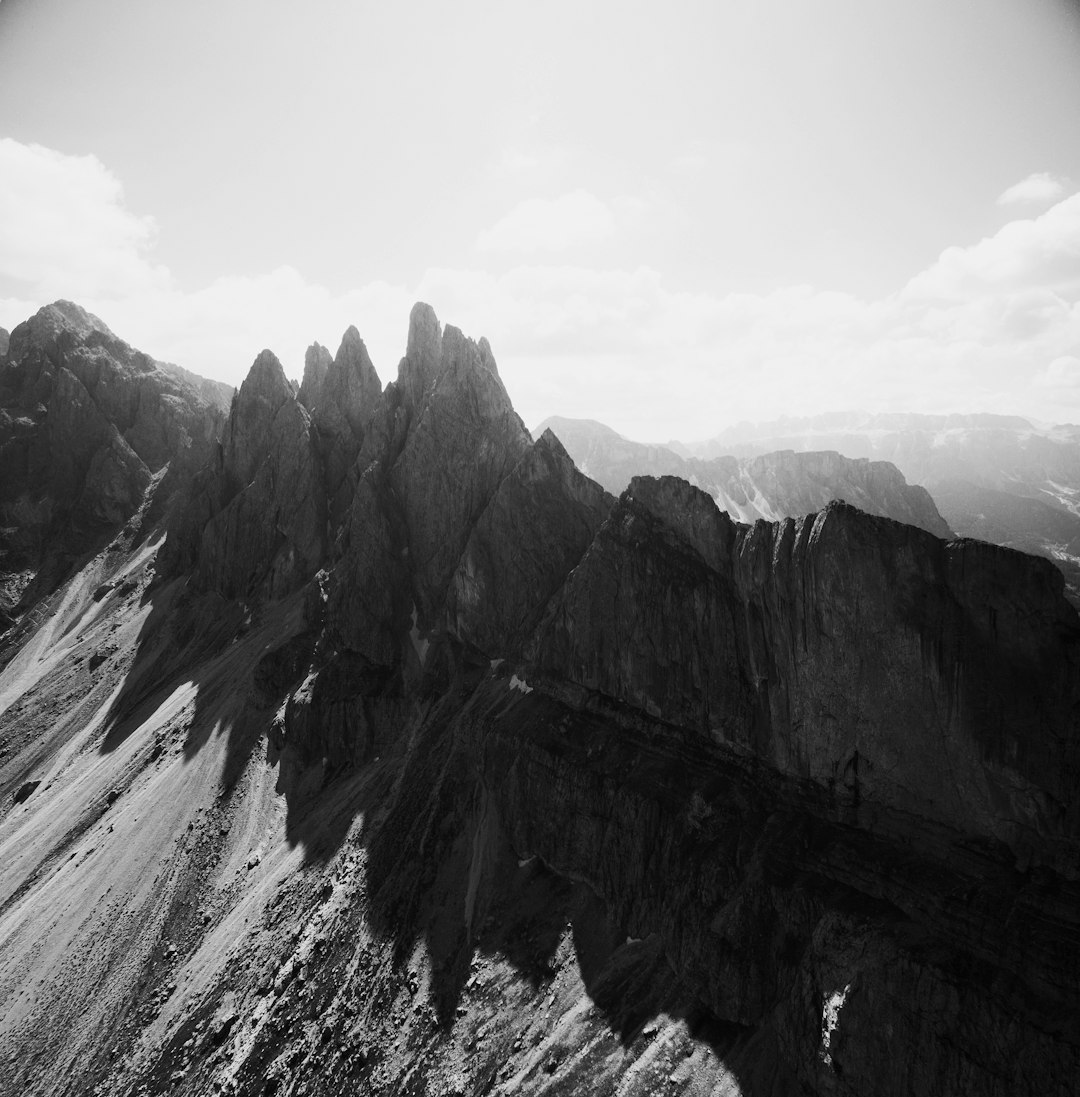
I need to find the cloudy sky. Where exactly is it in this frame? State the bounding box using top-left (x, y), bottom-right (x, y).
top-left (2, 0), bottom-right (1080, 440)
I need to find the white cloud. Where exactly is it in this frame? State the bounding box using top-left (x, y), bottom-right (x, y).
top-left (902, 193), bottom-right (1080, 302)
top-left (0, 138), bottom-right (169, 299)
top-left (997, 172), bottom-right (1067, 207)
top-left (475, 190), bottom-right (639, 254)
top-left (3, 139), bottom-right (1080, 440)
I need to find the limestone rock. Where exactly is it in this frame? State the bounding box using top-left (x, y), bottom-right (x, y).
top-left (298, 342), bottom-right (332, 412)
top-left (309, 328), bottom-right (382, 523)
top-left (530, 479), bottom-right (1080, 859)
top-left (0, 301), bottom-right (226, 623)
top-left (168, 349), bottom-right (328, 600)
top-left (446, 429), bottom-right (614, 656)
top-left (390, 318), bottom-right (532, 623)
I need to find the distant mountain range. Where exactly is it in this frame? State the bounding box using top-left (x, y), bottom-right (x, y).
top-left (535, 416), bottom-right (952, 537)
top-left (540, 412), bottom-right (1080, 601)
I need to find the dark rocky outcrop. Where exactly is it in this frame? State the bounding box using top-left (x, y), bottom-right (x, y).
top-left (530, 478), bottom-right (1080, 859)
top-left (0, 301), bottom-right (229, 629)
top-left (446, 428), bottom-right (614, 656)
top-left (164, 349), bottom-right (327, 601)
top-left (3, 303), bottom-right (1080, 1097)
top-left (305, 329), bottom-right (382, 523)
top-left (327, 303), bottom-right (532, 663)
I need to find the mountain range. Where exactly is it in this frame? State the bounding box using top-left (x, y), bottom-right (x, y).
top-left (541, 413), bottom-right (1080, 603)
top-left (1, 303), bottom-right (1078, 1097)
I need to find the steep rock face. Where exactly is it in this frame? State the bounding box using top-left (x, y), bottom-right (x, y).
top-left (0, 325), bottom-right (9, 358)
top-left (4, 303), bottom-right (1080, 1097)
top-left (328, 304), bottom-right (532, 661)
top-left (0, 302), bottom-right (227, 624)
top-left (735, 448), bottom-right (950, 537)
top-left (297, 341), bottom-right (332, 410)
top-left (167, 350), bottom-right (327, 601)
top-left (307, 328), bottom-right (382, 522)
top-left (539, 415), bottom-right (952, 537)
top-left (392, 318), bottom-right (533, 623)
top-left (531, 477), bottom-right (1080, 857)
top-left (446, 429), bottom-right (614, 655)
top-left (468, 670), bottom-right (1080, 1097)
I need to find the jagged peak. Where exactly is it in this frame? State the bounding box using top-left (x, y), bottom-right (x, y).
top-left (536, 426), bottom-right (572, 460)
top-left (478, 335), bottom-right (499, 379)
top-left (299, 342), bottom-right (332, 410)
top-left (623, 474), bottom-right (738, 570)
top-left (8, 300), bottom-right (120, 363)
top-left (336, 324), bottom-right (367, 359)
top-left (333, 325), bottom-right (379, 386)
top-left (405, 301), bottom-right (441, 367)
top-left (397, 303), bottom-right (513, 419)
top-left (316, 324), bottom-right (382, 440)
top-left (396, 302), bottom-right (444, 410)
top-left (439, 324), bottom-right (511, 396)
top-left (36, 299), bottom-right (115, 340)
top-left (240, 349), bottom-right (291, 399)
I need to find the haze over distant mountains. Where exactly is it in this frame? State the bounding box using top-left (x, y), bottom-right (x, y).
top-left (535, 415), bottom-right (952, 538)
top-left (540, 412), bottom-right (1080, 602)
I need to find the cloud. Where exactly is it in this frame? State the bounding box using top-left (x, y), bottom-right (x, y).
top-left (997, 172), bottom-right (1067, 207)
top-left (475, 190), bottom-right (641, 254)
top-left (3, 140), bottom-right (1080, 439)
top-left (0, 138), bottom-right (169, 299)
top-left (902, 193), bottom-right (1080, 302)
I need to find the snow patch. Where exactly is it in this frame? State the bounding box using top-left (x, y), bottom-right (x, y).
top-left (508, 674), bottom-right (533, 694)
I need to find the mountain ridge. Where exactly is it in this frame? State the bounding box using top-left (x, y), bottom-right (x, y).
top-left (1, 303), bottom-right (1078, 1097)
top-left (536, 414), bottom-right (953, 537)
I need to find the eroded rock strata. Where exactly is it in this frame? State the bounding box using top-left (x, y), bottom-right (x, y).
top-left (0, 302), bottom-right (1077, 1097)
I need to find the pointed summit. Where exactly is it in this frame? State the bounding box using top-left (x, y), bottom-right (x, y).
top-left (226, 350), bottom-right (297, 488)
top-left (299, 342), bottom-right (332, 411)
top-left (398, 302), bottom-right (443, 410)
top-left (327, 326), bottom-right (382, 440)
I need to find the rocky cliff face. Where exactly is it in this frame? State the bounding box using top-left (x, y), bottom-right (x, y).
top-left (679, 411), bottom-right (1080, 599)
top-left (1, 304), bottom-right (1078, 1097)
top-left (0, 302), bottom-right (230, 640)
top-left (538, 414), bottom-right (952, 537)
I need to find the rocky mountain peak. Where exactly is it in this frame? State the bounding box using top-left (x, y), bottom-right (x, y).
top-left (398, 301), bottom-right (443, 409)
top-left (0, 303), bottom-right (232, 623)
top-left (623, 473), bottom-right (738, 572)
top-left (5, 299), bottom-right (1080, 1097)
top-left (298, 342), bottom-right (332, 410)
top-left (224, 349), bottom-right (298, 487)
top-left (324, 325), bottom-right (381, 440)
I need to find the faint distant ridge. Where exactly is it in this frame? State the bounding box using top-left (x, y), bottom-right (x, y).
top-left (662, 409), bottom-right (1080, 603)
top-left (535, 414), bottom-right (953, 538)
top-left (678, 409), bottom-right (1077, 462)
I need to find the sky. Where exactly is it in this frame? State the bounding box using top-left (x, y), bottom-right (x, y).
top-left (1, 0), bottom-right (1080, 440)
